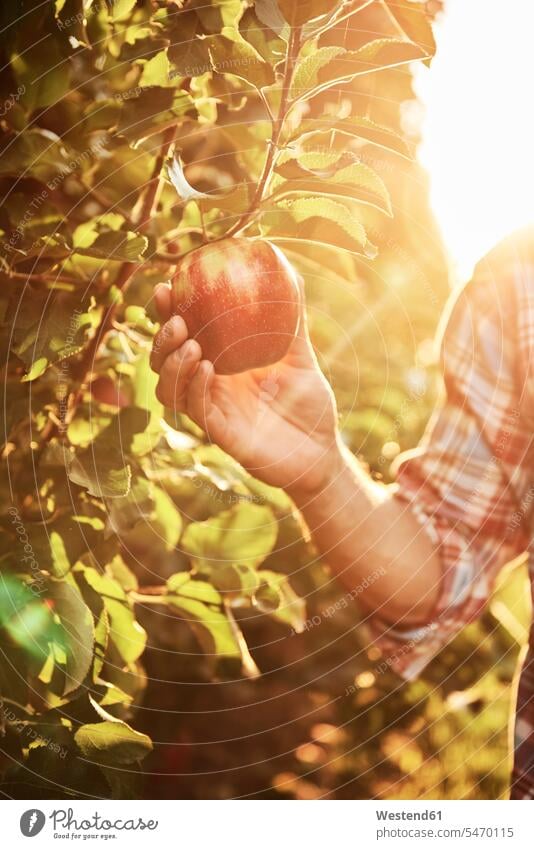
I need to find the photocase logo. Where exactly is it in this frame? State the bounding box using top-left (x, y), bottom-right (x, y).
top-left (20, 809), bottom-right (46, 837)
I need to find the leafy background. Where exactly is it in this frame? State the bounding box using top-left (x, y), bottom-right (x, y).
top-left (0, 0), bottom-right (529, 800)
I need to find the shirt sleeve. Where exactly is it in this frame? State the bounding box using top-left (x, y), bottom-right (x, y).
top-left (368, 248), bottom-right (533, 680)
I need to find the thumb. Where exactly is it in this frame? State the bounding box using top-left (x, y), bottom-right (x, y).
top-left (154, 280), bottom-right (174, 322)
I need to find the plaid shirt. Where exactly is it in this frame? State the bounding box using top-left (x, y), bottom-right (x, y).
top-left (370, 227), bottom-right (534, 799)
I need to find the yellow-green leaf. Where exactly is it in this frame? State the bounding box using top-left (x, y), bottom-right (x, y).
top-left (207, 30), bottom-right (276, 89)
top-left (138, 50), bottom-right (171, 88)
top-left (262, 196), bottom-right (377, 258)
top-left (278, 0), bottom-right (338, 28)
top-left (384, 1), bottom-right (436, 58)
top-left (181, 503), bottom-right (277, 569)
top-left (75, 720), bottom-right (152, 764)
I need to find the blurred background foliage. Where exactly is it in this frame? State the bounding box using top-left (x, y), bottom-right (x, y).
top-left (0, 0), bottom-right (529, 800)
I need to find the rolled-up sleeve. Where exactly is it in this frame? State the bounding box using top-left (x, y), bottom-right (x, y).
top-left (368, 248), bottom-right (533, 680)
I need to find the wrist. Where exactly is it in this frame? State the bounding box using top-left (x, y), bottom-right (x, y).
top-left (286, 435), bottom-right (349, 508)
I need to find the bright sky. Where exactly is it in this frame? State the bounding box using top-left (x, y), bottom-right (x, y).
top-left (413, 0), bottom-right (534, 281)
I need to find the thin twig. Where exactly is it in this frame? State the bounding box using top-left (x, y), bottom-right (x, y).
top-left (7, 270), bottom-right (85, 287)
top-left (152, 251), bottom-right (185, 264)
top-left (223, 25), bottom-right (302, 240)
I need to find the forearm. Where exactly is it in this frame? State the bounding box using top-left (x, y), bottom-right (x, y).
top-left (291, 438), bottom-right (442, 626)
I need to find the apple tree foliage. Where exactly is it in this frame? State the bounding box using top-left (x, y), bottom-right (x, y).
top-left (0, 0), bottom-right (492, 800)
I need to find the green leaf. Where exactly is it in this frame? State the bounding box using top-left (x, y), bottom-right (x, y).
top-left (48, 580), bottom-right (95, 695)
top-left (207, 30), bottom-right (276, 89)
top-left (106, 598), bottom-right (146, 666)
top-left (81, 567), bottom-right (147, 665)
top-left (83, 99), bottom-right (121, 134)
top-left (164, 572), bottom-right (191, 593)
top-left (200, 184), bottom-right (253, 215)
top-left (110, 0), bottom-right (137, 21)
top-left (290, 45), bottom-right (343, 97)
top-left (146, 486), bottom-right (183, 551)
top-left (384, 1), bottom-right (436, 58)
top-left (73, 230), bottom-right (148, 262)
top-left (68, 453), bottom-right (132, 499)
top-left (254, 582), bottom-right (280, 613)
top-left (291, 38), bottom-right (426, 101)
top-left (321, 36), bottom-right (427, 83)
top-left (37, 647), bottom-right (56, 685)
top-left (277, 0), bottom-right (339, 28)
top-left (131, 351), bottom-right (164, 443)
top-left (241, 4), bottom-right (288, 53)
top-left (285, 116), bottom-right (411, 159)
top-left (100, 763), bottom-right (142, 800)
top-left (100, 406), bottom-right (151, 455)
top-left (11, 32), bottom-right (70, 111)
top-left (67, 413), bottom-right (110, 448)
top-left (194, 0), bottom-right (244, 33)
top-left (107, 555), bottom-right (138, 593)
top-left (167, 11), bottom-right (212, 77)
top-left (125, 306), bottom-right (157, 336)
top-left (93, 607), bottom-right (109, 680)
top-left (254, 0), bottom-right (290, 39)
top-left (107, 477), bottom-right (155, 535)
top-left (211, 563), bottom-right (260, 597)
top-left (138, 50), bottom-right (171, 88)
top-left (18, 510), bottom-right (105, 580)
top-left (19, 233), bottom-right (72, 263)
top-left (0, 129), bottom-right (71, 182)
top-left (99, 682), bottom-right (133, 707)
top-left (67, 408), bottom-right (150, 499)
top-left (75, 720), bottom-right (152, 765)
top-left (117, 88), bottom-right (196, 144)
top-left (258, 570), bottom-right (306, 631)
top-left (181, 503), bottom-right (278, 569)
top-left (167, 575), bottom-right (222, 605)
top-left (7, 289), bottom-right (94, 379)
top-left (272, 151), bottom-right (392, 215)
top-left (167, 596), bottom-right (241, 659)
top-left (261, 196), bottom-right (377, 258)
top-left (113, 484), bottom-right (182, 554)
top-left (275, 148), bottom-right (350, 177)
top-left (49, 531), bottom-right (71, 579)
top-left (21, 357), bottom-right (48, 383)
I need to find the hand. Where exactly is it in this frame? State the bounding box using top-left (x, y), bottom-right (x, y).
top-left (150, 280), bottom-right (340, 495)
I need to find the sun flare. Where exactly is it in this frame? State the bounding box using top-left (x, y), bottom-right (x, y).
top-left (414, 0), bottom-right (534, 281)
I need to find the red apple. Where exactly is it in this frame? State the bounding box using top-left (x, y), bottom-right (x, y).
top-left (171, 238), bottom-right (300, 375)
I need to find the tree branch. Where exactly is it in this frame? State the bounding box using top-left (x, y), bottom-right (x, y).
top-left (40, 126), bottom-right (178, 444)
top-left (223, 26), bottom-right (302, 240)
